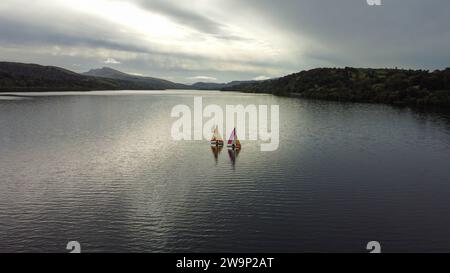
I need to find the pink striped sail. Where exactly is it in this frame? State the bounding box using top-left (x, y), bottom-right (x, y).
top-left (227, 128), bottom-right (236, 146)
top-left (227, 128), bottom-right (241, 149)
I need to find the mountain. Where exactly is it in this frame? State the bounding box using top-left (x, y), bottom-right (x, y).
top-left (0, 62), bottom-right (188, 92)
top-left (83, 67), bottom-right (188, 89)
top-left (191, 80), bottom-right (259, 90)
top-left (224, 67), bottom-right (450, 106)
top-left (0, 62), bottom-right (126, 91)
top-left (0, 61), bottom-right (261, 92)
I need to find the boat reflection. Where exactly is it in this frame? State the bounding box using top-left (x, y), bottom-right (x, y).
top-left (227, 148), bottom-right (241, 168)
top-left (211, 145), bottom-right (223, 165)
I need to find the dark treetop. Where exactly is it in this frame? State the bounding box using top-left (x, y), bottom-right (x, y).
top-left (224, 67), bottom-right (450, 106)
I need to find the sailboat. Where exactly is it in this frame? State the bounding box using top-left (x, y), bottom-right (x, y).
top-left (227, 128), bottom-right (242, 150)
top-left (210, 125), bottom-right (224, 146)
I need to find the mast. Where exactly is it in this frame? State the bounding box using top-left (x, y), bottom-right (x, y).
top-left (215, 125), bottom-right (223, 141)
top-left (228, 128), bottom-right (235, 146)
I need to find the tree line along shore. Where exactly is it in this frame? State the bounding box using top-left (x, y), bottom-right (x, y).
top-left (223, 67), bottom-right (450, 106)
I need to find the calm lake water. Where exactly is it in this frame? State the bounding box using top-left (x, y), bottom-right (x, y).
top-left (0, 90), bottom-right (450, 253)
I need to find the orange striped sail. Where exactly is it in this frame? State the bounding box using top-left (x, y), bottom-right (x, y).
top-left (210, 125), bottom-right (224, 146)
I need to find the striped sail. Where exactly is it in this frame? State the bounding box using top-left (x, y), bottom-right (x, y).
top-left (227, 128), bottom-right (241, 149)
top-left (227, 128), bottom-right (236, 146)
top-left (212, 126), bottom-right (223, 141)
top-left (211, 125), bottom-right (224, 146)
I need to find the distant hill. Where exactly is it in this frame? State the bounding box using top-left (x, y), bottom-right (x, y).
top-left (0, 61), bottom-right (262, 92)
top-left (0, 62), bottom-right (190, 92)
top-left (191, 80), bottom-right (258, 90)
top-left (224, 67), bottom-right (450, 106)
top-left (0, 62), bottom-right (124, 91)
top-left (83, 67), bottom-right (188, 90)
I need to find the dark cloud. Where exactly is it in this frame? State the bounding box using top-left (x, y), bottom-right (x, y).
top-left (0, 0), bottom-right (449, 83)
top-left (227, 0), bottom-right (450, 69)
top-left (0, 17), bottom-right (150, 54)
top-left (132, 0), bottom-right (246, 41)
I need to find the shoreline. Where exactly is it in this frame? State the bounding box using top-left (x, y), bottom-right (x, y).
top-left (1, 89), bottom-right (449, 113)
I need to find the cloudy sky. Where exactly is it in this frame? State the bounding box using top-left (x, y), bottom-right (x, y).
top-left (0, 0), bottom-right (449, 83)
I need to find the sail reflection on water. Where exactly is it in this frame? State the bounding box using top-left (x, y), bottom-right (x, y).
top-left (228, 148), bottom-right (240, 168)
